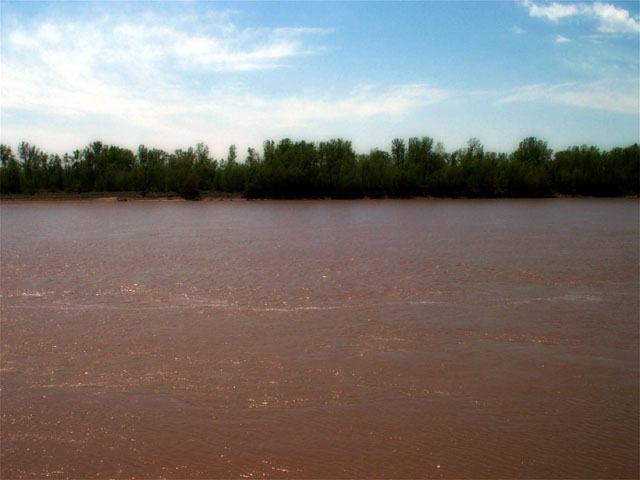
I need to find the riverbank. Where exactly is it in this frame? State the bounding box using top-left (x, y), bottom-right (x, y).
top-left (0, 191), bottom-right (243, 202)
top-left (1, 191), bottom-right (637, 202)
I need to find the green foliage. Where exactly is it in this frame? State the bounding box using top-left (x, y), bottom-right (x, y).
top-left (552, 144), bottom-right (639, 196)
top-left (511, 137), bottom-right (553, 166)
top-left (1, 137), bottom-right (637, 199)
top-left (1, 145), bottom-right (21, 193)
top-left (391, 138), bottom-right (406, 168)
top-left (180, 172), bottom-right (200, 200)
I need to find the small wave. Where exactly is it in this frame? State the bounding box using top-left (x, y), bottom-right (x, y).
top-left (250, 305), bottom-right (350, 313)
top-left (370, 336), bottom-right (409, 342)
top-left (1, 290), bottom-right (53, 298)
top-left (182, 299), bottom-right (230, 309)
top-left (294, 305), bottom-right (353, 311)
top-left (3, 303), bottom-right (108, 311)
top-left (558, 294), bottom-right (604, 302)
top-left (3, 297), bottom-right (445, 313)
top-left (250, 300), bottom-right (441, 313)
top-left (505, 294), bottom-right (604, 305)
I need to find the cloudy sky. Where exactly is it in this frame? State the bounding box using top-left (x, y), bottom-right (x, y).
top-left (1, 1), bottom-right (638, 158)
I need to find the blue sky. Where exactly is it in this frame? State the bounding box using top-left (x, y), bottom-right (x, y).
top-left (1, 1), bottom-right (638, 158)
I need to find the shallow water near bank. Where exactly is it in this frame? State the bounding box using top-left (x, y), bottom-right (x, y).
top-left (1, 198), bottom-right (638, 478)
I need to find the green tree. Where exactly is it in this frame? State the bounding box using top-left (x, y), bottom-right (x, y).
top-left (360, 149), bottom-right (392, 198)
top-left (318, 139), bottom-right (360, 198)
top-left (1, 145), bottom-right (22, 193)
top-left (391, 138), bottom-right (406, 168)
top-left (193, 143), bottom-right (216, 191)
top-left (18, 142), bottom-right (49, 193)
top-left (227, 144), bottom-right (237, 165)
top-left (180, 171), bottom-right (200, 200)
top-left (246, 147), bottom-right (261, 166)
top-left (511, 137), bottom-right (552, 165)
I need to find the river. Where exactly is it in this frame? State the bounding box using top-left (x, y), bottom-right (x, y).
top-left (1, 198), bottom-right (638, 478)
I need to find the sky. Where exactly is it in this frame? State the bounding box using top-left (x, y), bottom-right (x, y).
top-left (1, 0), bottom-right (639, 159)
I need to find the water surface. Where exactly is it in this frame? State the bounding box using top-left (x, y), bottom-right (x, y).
top-left (1, 199), bottom-right (638, 478)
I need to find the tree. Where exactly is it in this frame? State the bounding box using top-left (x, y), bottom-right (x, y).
top-left (466, 137), bottom-right (484, 158)
top-left (0, 136), bottom-right (636, 199)
top-left (318, 139), bottom-right (359, 198)
top-left (0, 145), bottom-right (21, 193)
top-left (361, 149), bottom-right (392, 198)
top-left (195, 143), bottom-right (210, 164)
top-left (511, 137), bottom-right (552, 166)
top-left (263, 140), bottom-right (276, 164)
top-left (180, 172), bottom-right (200, 200)
top-left (227, 144), bottom-right (237, 165)
top-left (18, 142), bottom-right (48, 193)
top-left (220, 145), bottom-right (246, 193)
top-left (391, 138), bottom-right (406, 167)
top-left (246, 147), bottom-right (261, 166)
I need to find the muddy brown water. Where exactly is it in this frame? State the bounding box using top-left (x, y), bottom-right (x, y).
top-left (1, 198), bottom-right (638, 479)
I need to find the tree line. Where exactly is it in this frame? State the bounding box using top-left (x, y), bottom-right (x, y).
top-left (1, 137), bottom-right (638, 199)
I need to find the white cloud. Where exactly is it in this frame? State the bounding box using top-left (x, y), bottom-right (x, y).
top-left (0, 15), bottom-right (310, 116)
top-left (253, 84), bottom-right (450, 126)
top-left (3, 14), bottom-right (329, 83)
top-left (592, 2), bottom-right (640, 33)
top-left (0, 12), bottom-right (449, 154)
top-left (0, 82), bottom-right (450, 155)
top-left (555, 34), bottom-right (570, 43)
top-left (512, 25), bottom-right (525, 34)
top-left (528, 1), bottom-right (581, 22)
top-left (499, 80), bottom-right (639, 114)
top-left (3, 6), bottom-right (636, 155)
top-left (524, 1), bottom-right (640, 33)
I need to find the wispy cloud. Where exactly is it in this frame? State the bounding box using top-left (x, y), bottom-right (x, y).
top-left (499, 80), bottom-right (639, 114)
top-left (555, 34), bottom-right (570, 43)
top-left (250, 84), bottom-right (450, 126)
top-left (0, 11), bottom-right (449, 153)
top-left (1, 81), bottom-right (451, 154)
top-left (1, 12), bottom-right (335, 137)
top-left (2, 4), bottom-right (637, 155)
top-left (4, 15), bottom-right (329, 77)
top-left (522, 1), bottom-right (640, 33)
top-left (151, 83), bottom-right (450, 131)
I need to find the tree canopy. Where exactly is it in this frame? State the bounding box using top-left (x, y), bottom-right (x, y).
top-left (1, 137), bottom-right (638, 199)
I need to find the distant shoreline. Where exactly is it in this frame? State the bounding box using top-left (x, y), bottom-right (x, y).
top-left (2, 140), bottom-right (638, 200)
top-left (1, 192), bottom-right (637, 203)
top-left (0, 192), bottom-right (241, 202)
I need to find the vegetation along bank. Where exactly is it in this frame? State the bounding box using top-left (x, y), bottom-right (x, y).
top-left (1, 137), bottom-right (638, 200)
